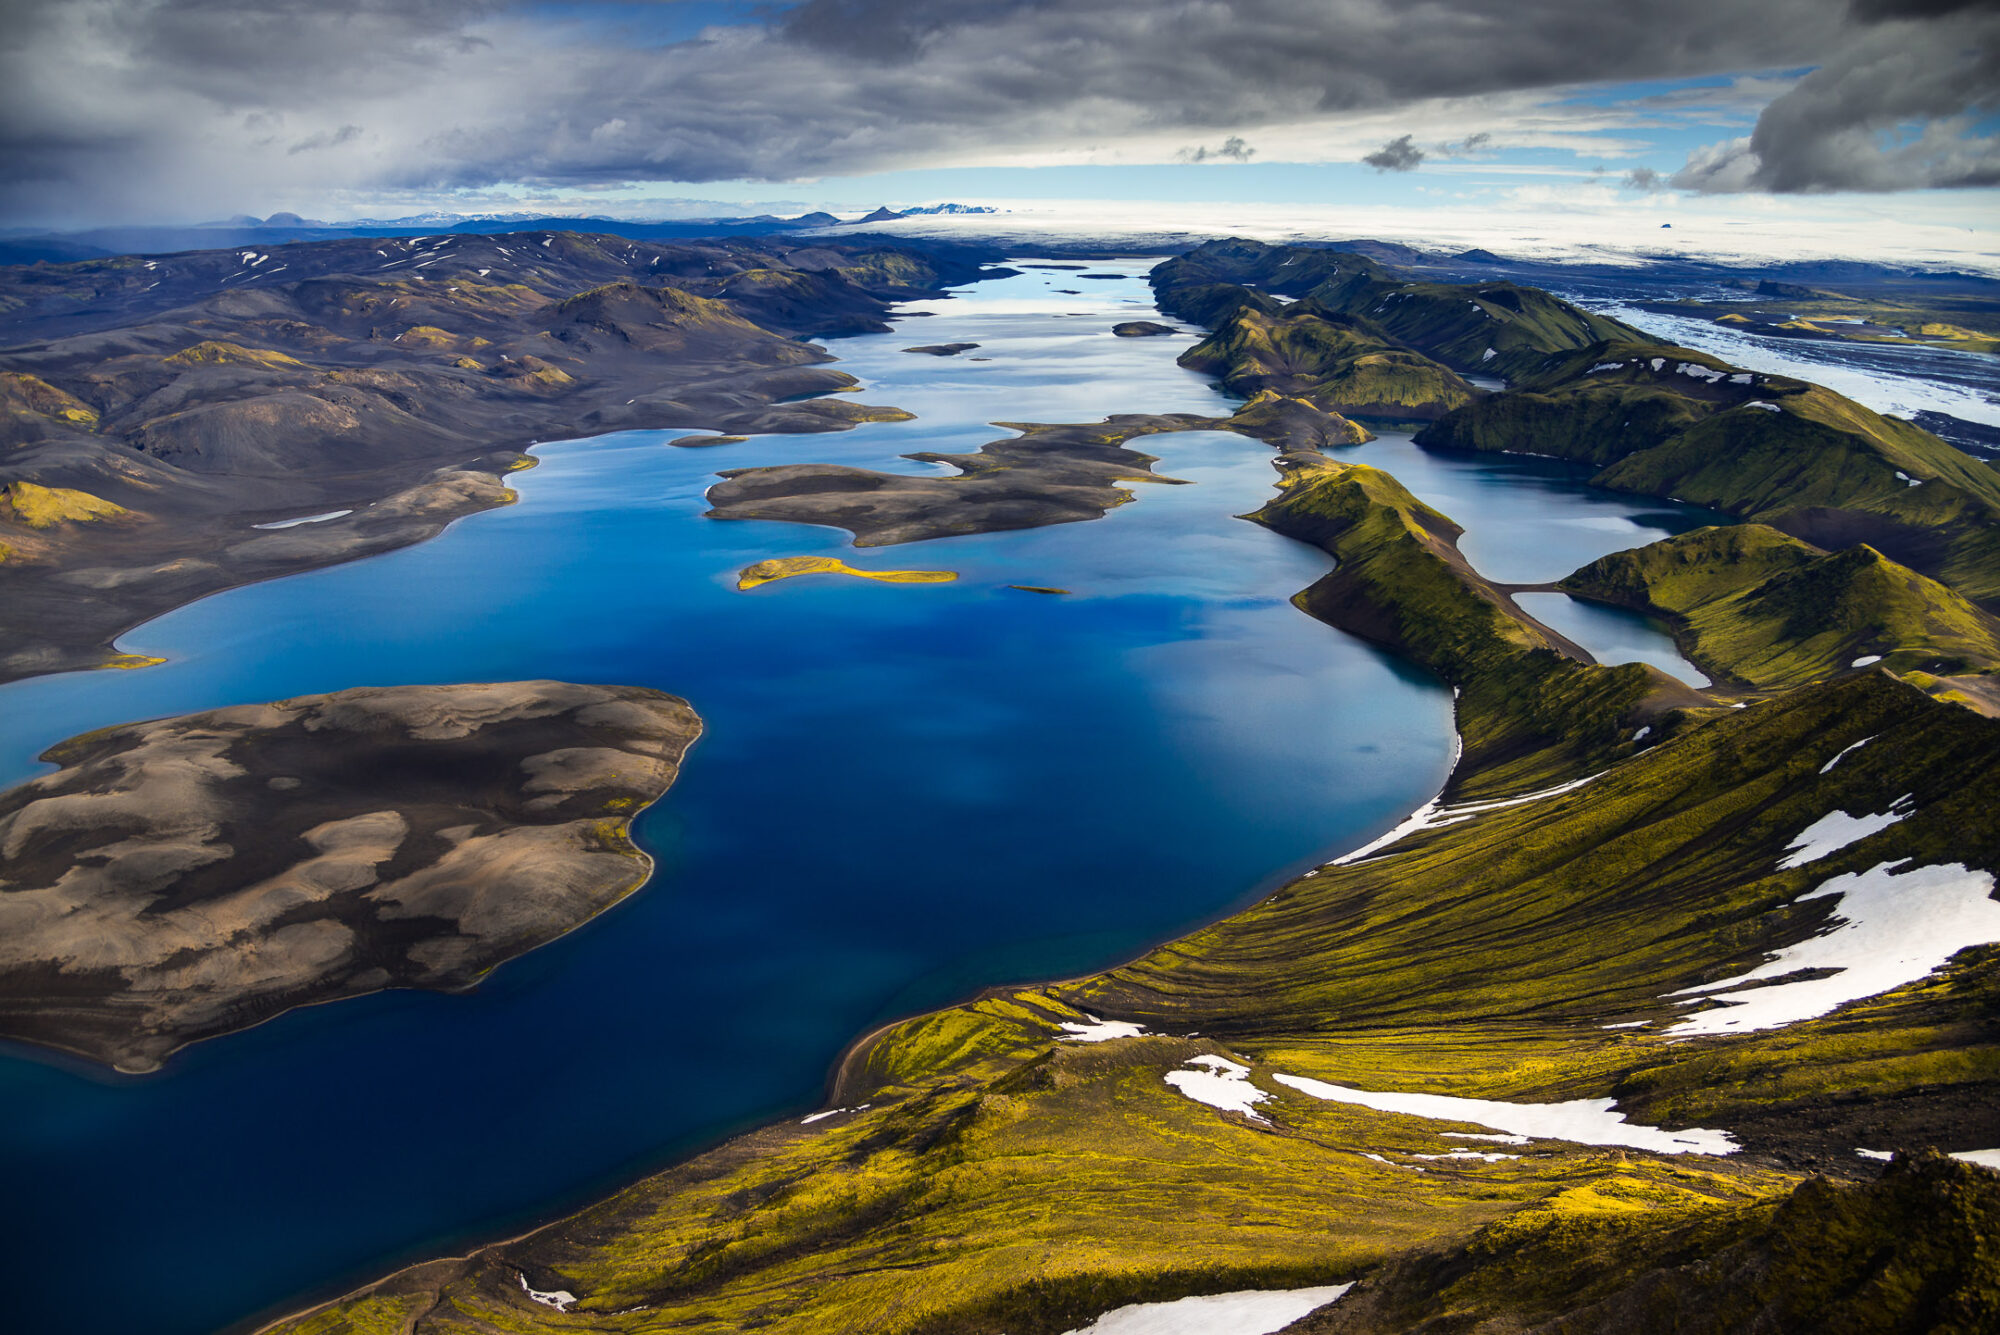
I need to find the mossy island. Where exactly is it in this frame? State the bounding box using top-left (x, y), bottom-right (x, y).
top-left (736, 556), bottom-right (958, 590)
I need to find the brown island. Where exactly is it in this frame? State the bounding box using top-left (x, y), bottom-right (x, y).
top-left (0, 680), bottom-right (699, 1073)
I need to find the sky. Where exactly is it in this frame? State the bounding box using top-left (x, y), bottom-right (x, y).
top-left (1, 0), bottom-right (1996, 264)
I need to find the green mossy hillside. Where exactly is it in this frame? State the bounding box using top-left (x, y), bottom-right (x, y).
top-left (1179, 306), bottom-right (1475, 419)
top-left (1151, 239), bottom-right (1645, 381)
top-left (1302, 1153), bottom-right (2000, 1335)
top-left (1247, 458), bottom-right (1691, 794)
top-left (161, 339), bottom-right (308, 370)
top-left (1150, 237), bottom-right (1384, 327)
top-left (1323, 278), bottom-right (1641, 383)
top-left (1067, 671), bottom-right (2000, 1050)
top-left (0, 481), bottom-right (130, 529)
top-left (0, 370), bottom-right (98, 443)
top-left (1563, 524), bottom-right (2000, 688)
top-left (1419, 341), bottom-right (2000, 603)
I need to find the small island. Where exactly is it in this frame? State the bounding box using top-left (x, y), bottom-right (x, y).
top-left (902, 343), bottom-right (981, 356)
top-left (736, 556), bottom-right (958, 589)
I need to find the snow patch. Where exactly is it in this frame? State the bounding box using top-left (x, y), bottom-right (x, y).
top-left (252, 509), bottom-right (352, 530)
top-left (1164, 1055), bottom-right (1271, 1122)
top-left (801, 1103), bottom-right (871, 1125)
top-left (1060, 1284), bottom-right (1354, 1335)
top-left (1667, 861), bottom-right (2000, 1035)
top-left (1856, 1148), bottom-right (1894, 1161)
top-left (1586, 362), bottom-right (1624, 374)
top-left (1272, 1074), bottom-right (1737, 1155)
top-left (1778, 801), bottom-right (1911, 869)
top-left (1331, 770), bottom-right (1599, 868)
top-left (1953, 1150), bottom-right (2000, 1170)
top-left (1060, 1014), bottom-right (1150, 1043)
top-left (1632, 726), bottom-right (1652, 741)
top-left (1678, 362), bottom-right (1725, 382)
top-left (1442, 1131), bottom-right (1531, 1144)
top-left (1744, 400), bottom-right (1781, 412)
top-left (1821, 735), bottom-right (1877, 774)
top-left (519, 1275), bottom-right (576, 1312)
top-left (1481, 347), bottom-right (1497, 362)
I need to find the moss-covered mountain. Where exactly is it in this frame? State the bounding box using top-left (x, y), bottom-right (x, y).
top-left (1561, 524), bottom-right (2000, 691)
top-left (1419, 341), bottom-right (2000, 604)
top-left (1153, 238), bottom-right (1645, 382)
top-left (1178, 304), bottom-right (1476, 419)
top-left (1248, 456), bottom-right (1699, 795)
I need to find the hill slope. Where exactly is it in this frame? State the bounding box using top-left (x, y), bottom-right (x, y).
top-left (1419, 342), bottom-right (2000, 603)
top-left (1561, 525), bottom-right (2000, 690)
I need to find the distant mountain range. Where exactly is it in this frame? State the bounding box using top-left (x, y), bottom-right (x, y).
top-left (0, 203), bottom-right (1001, 265)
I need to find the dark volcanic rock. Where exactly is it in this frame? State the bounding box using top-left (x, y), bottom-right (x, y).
top-left (0, 229), bottom-right (992, 681)
top-left (0, 680), bottom-right (701, 1071)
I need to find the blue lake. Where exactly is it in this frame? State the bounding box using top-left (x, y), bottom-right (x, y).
top-left (0, 263), bottom-right (1723, 1335)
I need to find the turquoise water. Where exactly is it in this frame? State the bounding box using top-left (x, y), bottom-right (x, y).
top-left (0, 263), bottom-right (1723, 1335)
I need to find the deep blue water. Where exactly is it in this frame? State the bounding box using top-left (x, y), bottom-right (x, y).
top-left (0, 263), bottom-right (1723, 1335)
top-left (1514, 593), bottom-right (1710, 688)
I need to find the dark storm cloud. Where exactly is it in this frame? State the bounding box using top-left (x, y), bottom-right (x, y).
top-left (0, 0), bottom-right (1986, 224)
top-left (1671, 10), bottom-right (2000, 191)
top-left (1850, 0), bottom-right (1999, 19)
top-left (1363, 135), bottom-right (1425, 171)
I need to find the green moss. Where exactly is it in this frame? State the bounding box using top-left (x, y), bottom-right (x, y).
top-left (736, 556), bottom-right (958, 590)
top-left (276, 1291), bottom-right (435, 1335)
top-left (1563, 525), bottom-right (2000, 688)
top-left (161, 339), bottom-right (306, 370)
top-left (1152, 241), bottom-right (1644, 382)
top-left (0, 481), bottom-right (129, 529)
top-left (1305, 1154), bottom-right (2000, 1334)
top-left (0, 371), bottom-right (99, 430)
top-left (1179, 307), bottom-right (1472, 419)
